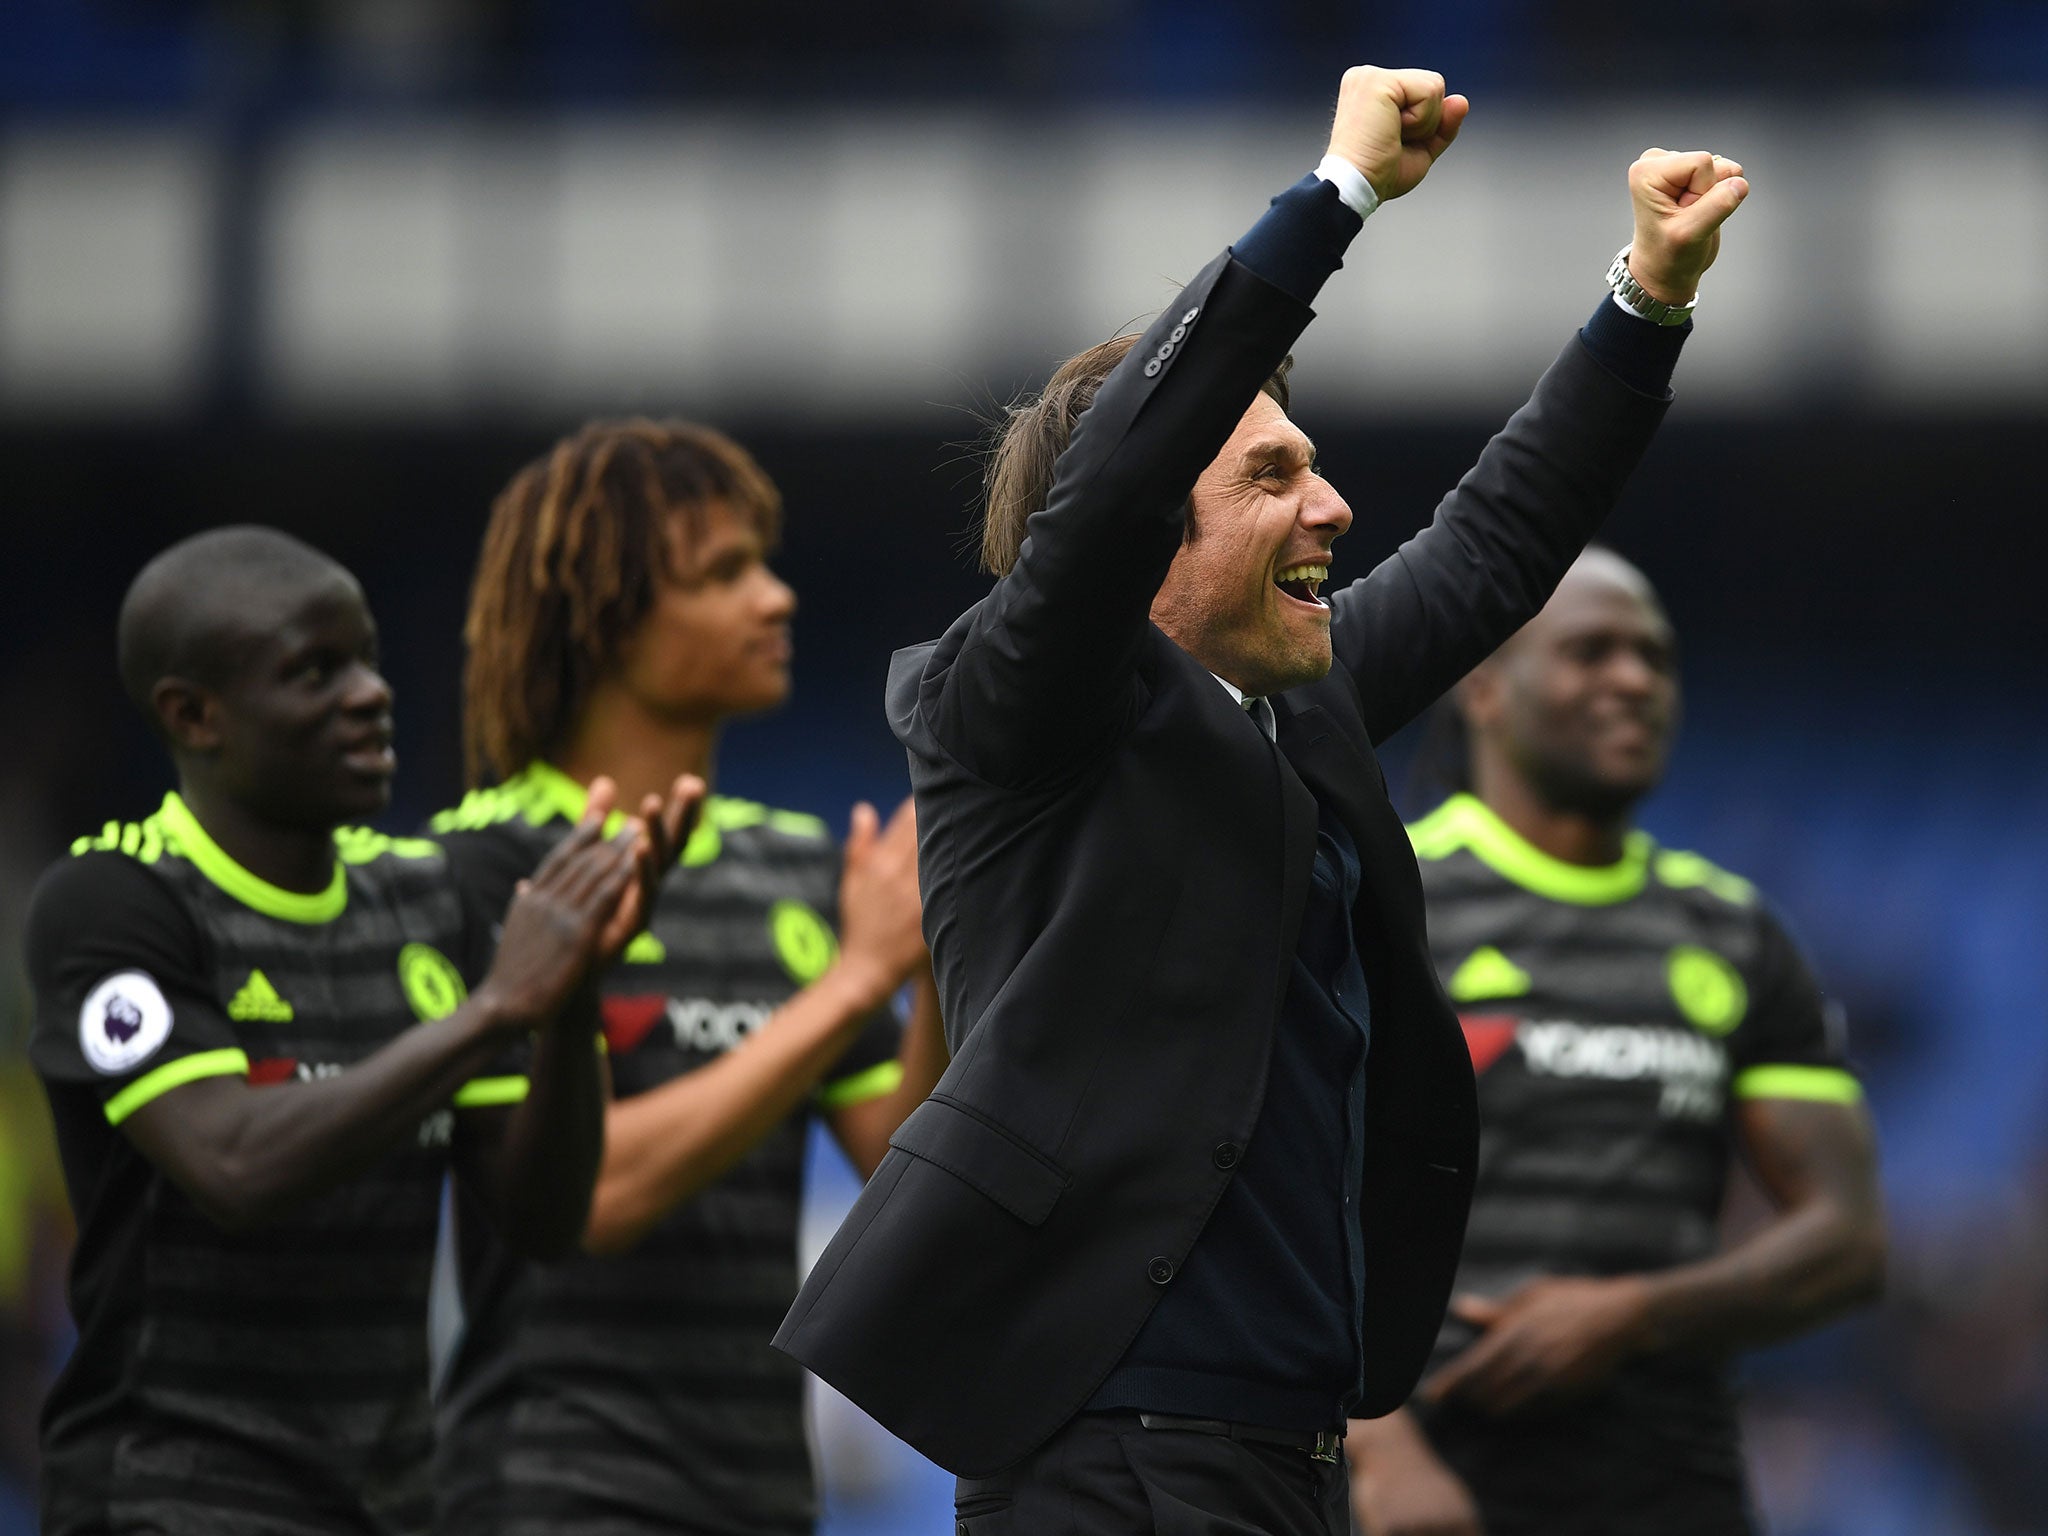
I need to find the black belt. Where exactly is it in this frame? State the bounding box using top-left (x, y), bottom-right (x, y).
top-left (1136, 1412), bottom-right (1345, 1465)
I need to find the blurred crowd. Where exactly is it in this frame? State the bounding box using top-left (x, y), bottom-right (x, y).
top-left (1743, 1168), bottom-right (2048, 1533)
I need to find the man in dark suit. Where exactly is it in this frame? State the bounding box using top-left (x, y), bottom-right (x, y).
top-left (776, 65), bottom-right (1749, 1533)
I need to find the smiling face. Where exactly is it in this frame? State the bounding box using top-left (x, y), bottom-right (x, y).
top-left (1149, 392), bottom-right (1353, 697)
top-left (611, 498), bottom-right (797, 723)
top-left (178, 569), bottom-right (398, 828)
top-left (1463, 552), bottom-right (1680, 819)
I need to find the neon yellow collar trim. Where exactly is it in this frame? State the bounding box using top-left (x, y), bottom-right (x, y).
top-left (1430, 793), bottom-right (1649, 906)
top-left (519, 759), bottom-right (590, 820)
top-left (517, 761), bottom-right (630, 836)
top-left (158, 793), bottom-right (347, 924)
top-left (518, 761), bottom-right (726, 862)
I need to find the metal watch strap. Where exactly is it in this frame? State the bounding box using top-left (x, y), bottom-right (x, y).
top-left (1606, 244), bottom-right (1697, 326)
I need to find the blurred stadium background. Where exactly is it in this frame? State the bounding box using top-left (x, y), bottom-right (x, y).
top-left (3, 3), bottom-right (2046, 1532)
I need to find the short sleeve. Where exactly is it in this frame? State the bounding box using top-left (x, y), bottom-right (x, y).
top-left (433, 827), bottom-right (552, 1109)
top-left (816, 1003), bottom-right (906, 1112)
top-left (1729, 905), bottom-right (1862, 1107)
top-left (810, 830), bottom-right (906, 1112)
top-left (25, 855), bottom-right (249, 1126)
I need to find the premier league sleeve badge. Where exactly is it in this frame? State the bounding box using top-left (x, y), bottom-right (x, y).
top-left (80, 970), bottom-right (174, 1074)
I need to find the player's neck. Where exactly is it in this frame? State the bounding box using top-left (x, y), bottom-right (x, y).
top-left (556, 688), bottom-right (720, 813)
top-left (175, 777), bottom-right (338, 895)
top-left (1473, 767), bottom-right (1634, 868)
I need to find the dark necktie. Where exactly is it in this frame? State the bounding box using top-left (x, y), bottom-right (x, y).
top-left (1245, 695), bottom-right (1276, 742)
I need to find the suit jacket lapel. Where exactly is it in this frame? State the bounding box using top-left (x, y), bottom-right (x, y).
top-left (1273, 694), bottom-right (1410, 952)
top-left (1272, 698), bottom-right (1379, 851)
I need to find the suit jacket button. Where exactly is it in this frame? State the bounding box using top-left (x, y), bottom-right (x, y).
top-left (1147, 1256), bottom-right (1175, 1285)
top-left (1182, 307), bottom-right (1200, 324)
top-left (1143, 359), bottom-right (1162, 377)
top-left (1170, 324), bottom-right (1188, 343)
top-left (1213, 1142), bottom-right (1240, 1170)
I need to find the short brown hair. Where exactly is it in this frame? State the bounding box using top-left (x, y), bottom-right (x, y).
top-left (979, 333), bottom-right (1293, 576)
top-left (462, 418), bottom-right (782, 785)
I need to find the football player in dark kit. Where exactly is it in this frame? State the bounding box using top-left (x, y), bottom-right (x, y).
top-left (1348, 549), bottom-right (1887, 1536)
top-left (23, 527), bottom-right (697, 1536)
top-left (429, 419), bottom-right (945, 1536)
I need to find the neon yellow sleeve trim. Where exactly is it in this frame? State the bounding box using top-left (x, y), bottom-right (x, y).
top-left (104, 1048), bottom-right (251, 1126)
top-left (453, 1075), bottom-right (531, 1108)
top-left (1732, 1065), bottom-right (1864, 1105)
top-left (817, 1060), bottom-right (904, 1111)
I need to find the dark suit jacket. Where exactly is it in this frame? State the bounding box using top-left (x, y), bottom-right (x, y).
top-left (774, 246), bottom-right (1673, 1477)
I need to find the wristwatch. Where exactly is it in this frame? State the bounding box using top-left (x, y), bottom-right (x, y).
top-left (1606, 245), bottom-right (1697, 326)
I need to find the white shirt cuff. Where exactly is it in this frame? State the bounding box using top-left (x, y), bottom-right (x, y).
top-left (1608, 289), bottom-right (1698, 322)
top-left (1314, 154), bottom-right (1380, 223)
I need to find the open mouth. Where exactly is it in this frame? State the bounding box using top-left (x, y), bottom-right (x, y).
top-left (341, 729), bottom-right (397, 778)
top-left (1274, 561), bottom-right (1329, 607)
top-left (1597, 714), bottom-right (1662, 751)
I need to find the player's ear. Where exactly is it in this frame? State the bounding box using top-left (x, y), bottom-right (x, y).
top-left (153, 676), bottom-right (223, 754)
top-left (1456, 665), bottom-right (1504, 732)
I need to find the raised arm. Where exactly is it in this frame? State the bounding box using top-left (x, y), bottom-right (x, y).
top-left (1331, 148), bottom-right (1750, 744)
top-left (929, 67), bottom-right (1465, 787)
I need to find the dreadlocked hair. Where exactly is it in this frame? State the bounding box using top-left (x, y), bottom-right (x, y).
top-left (462, 418), bottom-right (783, 786)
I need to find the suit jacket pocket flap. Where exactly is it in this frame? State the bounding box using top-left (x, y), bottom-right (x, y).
top-left (888, 1095), bottom-right (1071, 1227)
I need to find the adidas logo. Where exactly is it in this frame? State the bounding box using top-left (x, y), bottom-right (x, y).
top-left (1447, 945), bottom-right (1532, 1003)
top-left (228, 969), bottom-right (294, 1022)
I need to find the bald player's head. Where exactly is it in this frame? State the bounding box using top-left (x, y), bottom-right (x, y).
top-left (1542, 547), bottom-right (1662, 619)
top-left (116, 526), bottom-right (397, 826)
top-left (1458, 547), bottom-right (1680, 821)
top-left (117, 526), bottom-right (352, 723)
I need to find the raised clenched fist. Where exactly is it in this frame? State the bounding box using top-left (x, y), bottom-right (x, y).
top-left (1325, 66), bottom-right (1470, 203)
top-left (1625, 149), bottom-right (1750, 305)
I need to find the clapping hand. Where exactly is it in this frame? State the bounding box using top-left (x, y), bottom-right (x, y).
top-left (590, 774), bottom-right (707, 962)
top-left (835, 797), bottom-right (928, 1004)
top-left (478, 775), bottom-right (706, 1029)
top-left (483, 811), bottom-right (641, 1029)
